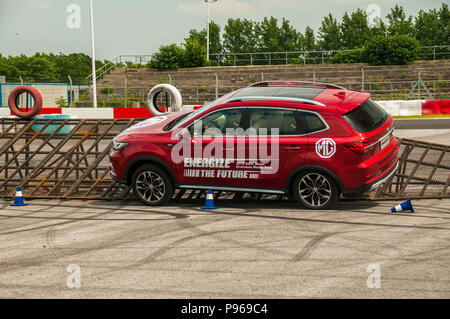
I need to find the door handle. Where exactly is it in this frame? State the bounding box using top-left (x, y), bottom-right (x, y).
top-left (285, 146), bottom-right (300, 150)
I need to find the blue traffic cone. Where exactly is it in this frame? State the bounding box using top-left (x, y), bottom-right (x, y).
top-left (10, 187), bottom-right (28, 207)
top-left (201, 190), bottom-right (218, 210)
top-left (391, 198), bottom-right (414, 213)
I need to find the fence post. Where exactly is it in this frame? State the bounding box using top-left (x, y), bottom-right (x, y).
top-left (286, 52), bottom-right (288, 65)
top-left (250, 53), bottom-right (253, 66)
top-left (123, 75), bottom-right (127, 108)
top-left (433, 47), bottom-right (436, 60)
top-left (214, 73), bottom-right (219, 100)
top-left (321, 51), bottom-right (324, 64)
top-left (361, 68), bottom-right (365, 91)
top-left (68, 75), bottom-right (73, 107)
top-left (269, 53), bottom-right (271, 65)
top-left (303, 52), bottom-right (306, 65)
top-left (313, 70), bottom-right (315, 83)
top-left (234, 54), bottom-right (236, 67)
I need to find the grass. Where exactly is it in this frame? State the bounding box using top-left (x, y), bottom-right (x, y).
top-left (393, 114), bottom-right (450, 119)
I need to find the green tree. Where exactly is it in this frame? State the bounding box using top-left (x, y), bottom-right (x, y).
top-left (340, 9), bottom-right (371, 49)
top-left (148, 44), bottom-right (185, 70)
top-left (223, 18), bottom-right (260, 53)
top-left (387, 5), bottom-right (415, 37)
top-left (302, 26), bottom-right (316, 51)
top-left (415, 3), bottom-right (449, 46)
top-left (362, 35), bottom-right (420, 65)
top-left (318, 13), bottom-right (341, 51)
top-left (183, 39), bottom-right (207, 68)
top-left (185, 21), bottom-right (222, 61)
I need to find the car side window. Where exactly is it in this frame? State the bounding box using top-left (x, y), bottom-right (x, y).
top-left (298, 111), bottom-right (327, 133)
top-left (188, 109), bottom-right (244, 137)
top-left (249, 108), bottom-right (298, 135)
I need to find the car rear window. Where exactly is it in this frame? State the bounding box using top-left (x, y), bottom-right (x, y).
top-left (342, 99), bottom-right (388, 133)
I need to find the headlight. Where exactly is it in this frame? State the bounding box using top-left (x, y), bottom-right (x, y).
top-left (112, 141), bottom-right (129, 152)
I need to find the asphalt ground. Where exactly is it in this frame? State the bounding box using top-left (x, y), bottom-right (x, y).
top-left (0, 198), bottom-right (448, 299)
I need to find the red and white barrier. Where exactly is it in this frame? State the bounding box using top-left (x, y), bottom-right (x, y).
top-left (1, 101), bottom-right (448, 119)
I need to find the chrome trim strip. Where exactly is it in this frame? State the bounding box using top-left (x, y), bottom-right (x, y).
top-left (370, 161), bottom-right (399, 191)
top-left (225, 96), bottom-right (326, 106)
top-left (178, 184), bottom-right (286, 194)
top-left (365, 128), bottom-right (395, 150)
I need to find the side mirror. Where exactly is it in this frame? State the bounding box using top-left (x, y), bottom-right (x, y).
top-left (176, 128), bottom-right (189, 140)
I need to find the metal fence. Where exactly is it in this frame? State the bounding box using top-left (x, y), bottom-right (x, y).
top-left (84, 78), bottom-right (449, 107)
top-left (0, 118), bottom-right (448, 201)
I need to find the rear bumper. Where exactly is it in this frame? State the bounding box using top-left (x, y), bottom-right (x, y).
top-left (342, 159), bottom-right (399, 195)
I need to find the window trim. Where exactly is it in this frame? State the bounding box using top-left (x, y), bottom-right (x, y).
top-left (184, 105), bottom-right (330, 138)
top-left (186, 106), bottom-right (248, 137)
top-left (245, 106), bottom-right (330, 137)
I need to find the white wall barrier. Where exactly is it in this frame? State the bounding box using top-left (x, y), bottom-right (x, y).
top-left (61, 108), bottom-right (114, 119)
top-left (376, 100), bottom-right (424, 116)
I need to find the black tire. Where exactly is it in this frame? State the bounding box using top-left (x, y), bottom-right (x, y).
top-left (293, 171), bottom-right (339, 210)
top-left (131, 164), bottom-right (174, 206)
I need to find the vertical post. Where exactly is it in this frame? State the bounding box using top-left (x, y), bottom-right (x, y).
top-left (269, 53), bottom-right (271, 65)
top-left (89, 0), bottom-right (97, 108)
top-left (433, 47), bottom-right (436, 61)
top-left (286, 52), bottom-right (288, 65)
top-left (234, 54), bottom-right (236, 66)
top-left (313, 70), bottom-right (315, 83)
top-left (123, 75), bottom-right (127, 108)
top-left (206, 1), bottom-right (210, 61)
top-left (418, 69), bottom-right (421, 100)
top-left (361, 68), bottom-right (365, 91)
top-left (250, 53), bottom-right (253, 66)
top-left (321, 51), bottom-right (324, 64)
top-left (68, 75), bottom-right (73, 107)
top-left (214, 73), bottom-right (219, 100)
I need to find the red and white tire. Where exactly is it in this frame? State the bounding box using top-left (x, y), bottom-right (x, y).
top-left (8, 86), bottom-right (43, 119)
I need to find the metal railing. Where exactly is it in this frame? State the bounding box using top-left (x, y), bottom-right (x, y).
top-left (86, 46), bottom-right (450, 81)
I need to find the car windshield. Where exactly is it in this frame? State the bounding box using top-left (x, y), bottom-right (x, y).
top-left (170, 90), bottom-right (239, 130)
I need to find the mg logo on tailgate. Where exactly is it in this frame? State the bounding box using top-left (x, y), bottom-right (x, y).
top-left (316, 138), bottom-right (336, 158)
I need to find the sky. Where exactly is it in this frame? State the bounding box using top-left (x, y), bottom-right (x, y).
top-left (0, 0), bottom-right (446, 61)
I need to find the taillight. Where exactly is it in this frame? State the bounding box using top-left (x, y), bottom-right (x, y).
top-left (344, 140), bottom-right (377, 155)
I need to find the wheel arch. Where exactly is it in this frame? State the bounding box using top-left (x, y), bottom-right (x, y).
top-left (285, 165), bottom-right (344, 194)
top-left (125, 156), bottom-right (178, 187)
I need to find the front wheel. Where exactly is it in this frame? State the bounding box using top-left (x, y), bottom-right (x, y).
top-left (132, 164), bottom-right (174, 206)
top-left (293, 171), bottom-right (339, 210)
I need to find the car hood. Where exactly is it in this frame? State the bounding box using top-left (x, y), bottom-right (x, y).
top-left (114, 110), bottom-right (192, 140)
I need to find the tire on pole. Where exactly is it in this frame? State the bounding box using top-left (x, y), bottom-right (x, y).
top-left (8, 86), bottom-right (43, 120)
top-left (147, 84), bottom-right (182, 116)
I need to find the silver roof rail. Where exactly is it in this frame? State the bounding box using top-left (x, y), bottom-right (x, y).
top-left (225, 96), bottom-right (326, 106)
top-left (249, 81), bottom-right (347, 90)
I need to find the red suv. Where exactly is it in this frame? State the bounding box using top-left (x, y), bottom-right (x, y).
top-left (109, 82), bottom-right (398, 209)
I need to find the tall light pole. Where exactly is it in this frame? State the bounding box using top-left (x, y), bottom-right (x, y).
top-left (89, 0), bottom-right (97, 108)
top-left (205, 0), bottom-right (217, 61)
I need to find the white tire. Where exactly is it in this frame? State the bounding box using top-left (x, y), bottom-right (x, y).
top-left (147, 84), bottom-right (182, 116)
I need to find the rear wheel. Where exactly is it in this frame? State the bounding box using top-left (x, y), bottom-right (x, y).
top-left (132, 164), bottom-right (174, 206)
top-left (293, 171), bottom-right (339, 210)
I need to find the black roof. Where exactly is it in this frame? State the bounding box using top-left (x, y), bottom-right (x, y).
top-left (232, 86), bottom-right (326, 101)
